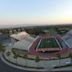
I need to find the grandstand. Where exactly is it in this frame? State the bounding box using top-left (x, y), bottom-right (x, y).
top-left (11, 31), bottom-right (70, 59)
top-left (13, 40), bottom-right (29, 50)
top-left (11, 31), bottom-right (35, 51)
top-left (62, 29), bottom-right (72, 48)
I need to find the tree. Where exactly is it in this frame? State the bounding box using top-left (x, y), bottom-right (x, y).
top-left (57, 53), bottom-right (61, 66)
top-left (69, 53), bottom-right (72, 64)
top-left (0, 43), bottom-right (5, 52)
top-left (6, 52), bottom-right (11, 56)
top-left (12, 48), bottom-right (15, 54)
top-left (35, 56), bottom-right (40, 68)
top-left (35, 56), bottom-right (40, 62)
top-left (6, 52), bottom-right (11, 61)
top-left (13, 54), bottom-right (18, 64)
top-left (23, 53), bottom-right (28, 66)
top-left (23, 53), bottom-right (28, 58)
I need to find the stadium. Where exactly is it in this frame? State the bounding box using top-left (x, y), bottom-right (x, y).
top-left (1, 28), bottom-right (72, 71)
top-left (11, 30), bottom-right (70, 60)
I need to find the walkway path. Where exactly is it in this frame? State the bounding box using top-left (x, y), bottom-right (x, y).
top-left (0, 57), bottom-right (28, 72)
top-left (1, 53), bottom-right (48, 72)
top-left (0, 51), bottom-right (72, 72)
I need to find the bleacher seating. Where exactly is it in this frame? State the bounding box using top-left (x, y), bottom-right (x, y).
top-left (24, 35), bottom-right (35, 42)
top-left (62, 30), bottom-right (72, 40)
top-left (12, 31), bottom-right (35, 50)
top-left (62, 30), bottom-right (72, 48)
top-left (13, 39), bottom-right (34, 51)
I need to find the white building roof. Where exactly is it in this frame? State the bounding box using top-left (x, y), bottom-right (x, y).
top-left (10, 31), bottom-right (29, 40)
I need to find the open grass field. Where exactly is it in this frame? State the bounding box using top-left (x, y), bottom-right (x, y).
top-left (38, 38), bottom-right (59, 49)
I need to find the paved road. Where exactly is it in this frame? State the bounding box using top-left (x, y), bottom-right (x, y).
top-left (0, 58), bottom-right (46, 72)
top-left (1, 58), bottom-right (72, 72)
top-left (0, 58), bottom-right (30, 72)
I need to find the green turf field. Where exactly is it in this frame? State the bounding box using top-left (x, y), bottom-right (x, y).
top-left (38, 38), bottom-right (59, 48)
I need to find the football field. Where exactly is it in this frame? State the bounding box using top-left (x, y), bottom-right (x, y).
top-left (38, 38), bottom-right (59, 49)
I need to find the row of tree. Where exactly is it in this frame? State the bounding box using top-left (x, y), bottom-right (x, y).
top-left (7, 48), bottom-right (41, 67)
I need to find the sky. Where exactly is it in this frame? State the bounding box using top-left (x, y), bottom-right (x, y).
top-left (0, 0), bottom-right (72, 26)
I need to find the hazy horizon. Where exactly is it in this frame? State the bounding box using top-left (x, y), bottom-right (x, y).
top-left (0, 0), bottom-right (72, 25)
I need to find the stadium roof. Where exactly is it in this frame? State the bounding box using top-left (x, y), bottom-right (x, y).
top-left (10, 31), bottom-right (29, 40)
